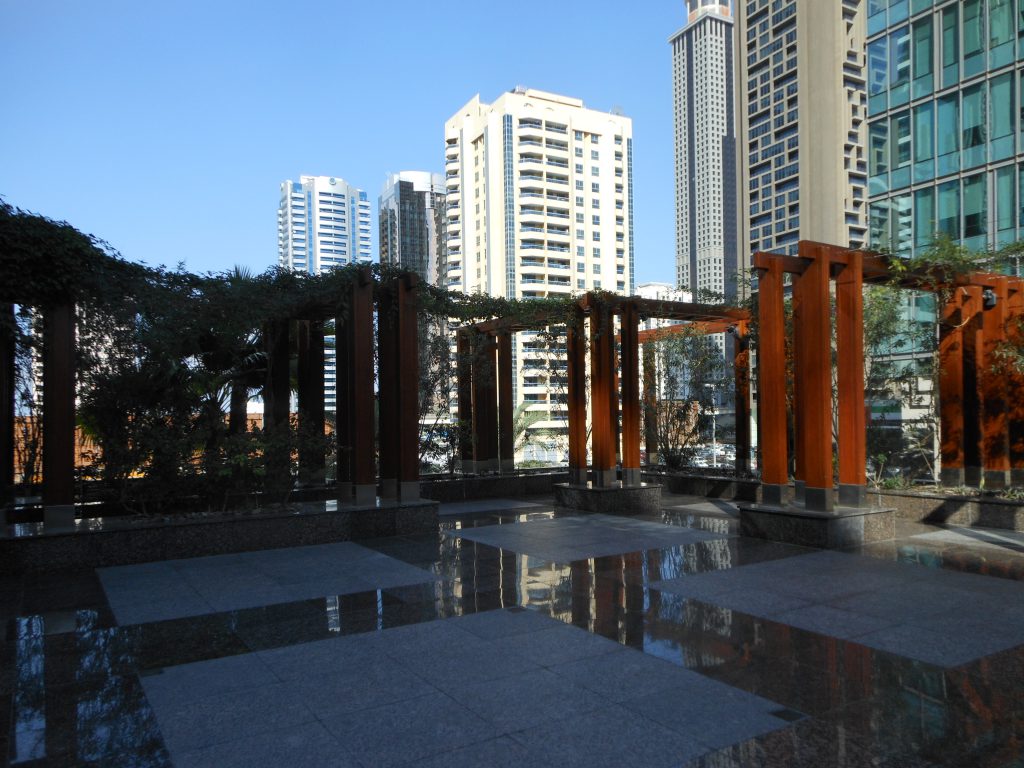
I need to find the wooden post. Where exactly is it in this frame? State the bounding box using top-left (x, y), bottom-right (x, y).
top-left (1006, 280), bottom-right (1024, 486)
top-left (620, 302), bottom-right (641, 486)
top-left (567, 309), bottom-right (588, 485)
top-left (757, 260), bottom-right (788, 506)
top-left (836, 250), bottom-right (866, 507)
top-left (497, 330), bottom-right (515, 474)
top-left (791, 257), bottom-right (806, 503)
top-left (42, 302), bottom-right (75, 524)
top-left (590, 302), bottom-right (617, 487)
top-left (336, 305), bottom-right (353, 502)
top-left (472, 333), bottom-right (498, 473)
top-left (939, 288), bottom-right (966, 487)
top-left (733, 322), bottom-right (751, 475)
top-left (1, 303), bottom-right (14, 508)
top-left (456, 330), bottom-right (475, 474)
top-left (642, 342), bottom-right (658, 467)
top-left (981, 277), bottom-right (1010, 489)
top-left (262, 317), bottom-right (291, 494)
top-left (396, 274), bottom-right (420, 500)
top-left (378, 285), bottom-right (399, 499)
top-left (297, 319), bottom-right (326, 487)
top-left (351, 268), bottom-right (376, 505)
top-left (794, 242), bottom-right (834, 512)
top-left (962, 286), bottom-right (984, 486)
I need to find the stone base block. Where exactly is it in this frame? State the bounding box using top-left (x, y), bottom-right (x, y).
top-left (350, 500), bottom-right (439, 539)
top-left (554, 482), bottom-right (662, 516)
top-left (738, 502), bottom-right (895, 549)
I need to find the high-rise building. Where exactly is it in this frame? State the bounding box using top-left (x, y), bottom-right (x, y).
top-left (444, 87), bottom-right (634, 453)
top-left (277, 175), bottom-right (372, 274)
top-left (670, 1), bottom-right (739, 301)
top-left (277, 175), bottom-right (372, 410)
top-left (379, 172), bottom-right (447, 285)
top-left (736, 0), bottom-right (868, 259)
top-left (866, 0), bottom-right (1023, 259)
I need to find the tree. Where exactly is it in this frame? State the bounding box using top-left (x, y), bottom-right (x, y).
top-left (645, 326), bottom-right (726, 470)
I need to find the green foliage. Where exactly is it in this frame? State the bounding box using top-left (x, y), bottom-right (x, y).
top-left (646, 327), bottom-right (725, 470)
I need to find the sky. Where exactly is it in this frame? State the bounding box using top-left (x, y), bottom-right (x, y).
top-left (1, 0), bottom-right (686, 286)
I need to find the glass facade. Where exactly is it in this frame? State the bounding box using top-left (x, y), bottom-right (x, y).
top-left (867, 0), bottom-right (1024, 257)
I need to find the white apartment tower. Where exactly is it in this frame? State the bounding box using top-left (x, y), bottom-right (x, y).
top-left (671, 0), bottom-right (739, 301)
top-left (277, 175), bottom-right (372, 410)
top-left (444, 88), bottom-right (634, 455)
top-left (736, 0), bottom-right (867, 258)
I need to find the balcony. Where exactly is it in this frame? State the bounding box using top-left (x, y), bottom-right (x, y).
top-left (546, 174), bottom-right (569, 185)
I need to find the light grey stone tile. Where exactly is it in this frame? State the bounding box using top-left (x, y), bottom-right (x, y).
top-left (112, 592), bottom-right (216, 625)
top-left (549, 647), bottom-right (711, 703)
top-left (621, 681), bottom-right (792, 751)
top-left (174, 721), bottom-right (356, 768)
top-left (855, 623), bottom-right (1020, 668)
top-left (318, 691), bottom-right (500, 768)
top-left (257, 635), bottom-right (380, 681)
top-left (442, 667), bottom-right (606, 731)
top-left (412, 735), bottom-right (544, 768)
top-left (450, 607), bottom-right (564, 640)
top-left (284, 659), bottom-right (436, 714)
top-left (155, 683), bottom-right (316, 754)
top-left (143, 653), bottom-right (277, 710)
top-left (509, 703), bottom-right (707, 768)
top-left (494, 623), bottom-right (623, 667)
top-left (768, 604), bottom-right (897, 640)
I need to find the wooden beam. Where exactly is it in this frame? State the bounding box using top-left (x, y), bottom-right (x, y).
top-left (42, 302), bottom-right (75, 522)
top-left (472, 333), bottom-right (498, 473)
top-left (836, 250), bottom-right (866, 506)
top-left (620, 302), bottom-right (641, 486)
top-left (0, 303), bottom-right (13, 506)
top-left (795, 242), bottom-right (834, 511)
top-left (981, 277), bottom-right (1010, 489)
top-left (497, 330), bottom-right (515, 474)
top-left (456, 330), bottom-right (475, 473)
top-left (567, 309), bottom-right (588, 485)
top-left (733, 322), bottom-right (751, 475)
top-left (962, 286), bottom-right (984, 486)
top-left (377, 284), bottom-right (399, 499)
top-left (1007, 280), bottom-right (1024, 486)
top-left (262, 317), bottom-right (291, 493)
top-left (757, 260), bottom-right (788, 504)
top-left (396, 274), bottom-right (420, 500)
top-left (296, 319), bottom-right (326, 487)
top-left (590, 303), bottom-right (616, 487)
top-left (939, 288), bottom-right (966, 487)
top-left (351, 268), bottom-right (376, 504)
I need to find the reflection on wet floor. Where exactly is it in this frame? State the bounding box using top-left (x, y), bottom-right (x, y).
top-left (2, 493), bottom-right (1024, 766)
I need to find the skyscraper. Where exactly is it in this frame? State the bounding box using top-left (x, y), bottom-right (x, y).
top-left (277, 175), bottom-right (372, 410)
top-left (444, 87), bottom-right (634, 457)
top-left (277, 175), bottom-right (372, 274)
top-left (735, 1), bottom-right (867, 259)
top-left (670, 0), bottom-right (739, 301)
top-left (379, 172), bottom-right (447, 285)
top-left (866, 0), bottom-right (1022, 259)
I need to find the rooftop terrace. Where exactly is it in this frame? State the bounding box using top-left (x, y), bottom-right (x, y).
top-left (3, 491), bottom-right (1023, 767)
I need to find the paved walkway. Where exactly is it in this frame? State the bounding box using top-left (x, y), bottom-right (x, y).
top-left (3, 492), bottom-right (1024, 766)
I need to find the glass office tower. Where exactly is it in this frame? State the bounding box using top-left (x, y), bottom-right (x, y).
top-left (867, 0), bottom-right (1023, 258)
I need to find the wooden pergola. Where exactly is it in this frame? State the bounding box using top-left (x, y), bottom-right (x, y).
top-left (457, 293), bottom-right (751, 486)
top-left (0, 267), bottom-right (424, 520)
top-left (755, 239), bottom-right (1024, 512)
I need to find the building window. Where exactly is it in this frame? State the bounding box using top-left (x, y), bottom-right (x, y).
top-left (914, 186), bottom-right (935, 249)
top-left (937, 180), bottom-right (960, 238)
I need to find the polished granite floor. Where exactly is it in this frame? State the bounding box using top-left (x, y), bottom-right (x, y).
top-left (3, 493), bottom-right (1024, 767)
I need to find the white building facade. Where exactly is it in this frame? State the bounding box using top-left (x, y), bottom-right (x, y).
top-left (277, 175), bottom-right (372, 274)
top-left (670, 1), bottom-right (739, 302)
top-left (277, 175), bottom-right (372, 410)
top-left (735, 0), bottom-right (868, 258)
top-left (444, 88), bottom-right (634, 454)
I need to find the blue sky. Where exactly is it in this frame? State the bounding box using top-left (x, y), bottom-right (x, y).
top-left (1, 1), bottom-right (684, 285)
